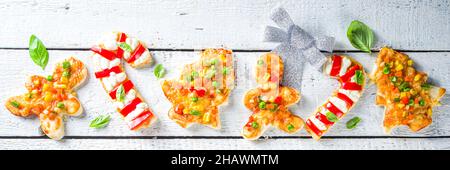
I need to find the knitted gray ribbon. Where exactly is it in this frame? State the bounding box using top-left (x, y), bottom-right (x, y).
top-left (264, 7), bottom-right (335, 90)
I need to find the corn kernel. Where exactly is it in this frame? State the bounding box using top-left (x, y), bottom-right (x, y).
top-left (410, 89), bottom-right (417, 95)
top-left (44, 93), bottom-right (53, 102)
top-left (427, 108), bottom-right (432, 116)
top-left (182, 108), bottom-right (189, 115)
top-left (54, 84), bottom-right (67, 89)
top-left (395, 64), bottom-right (404, 71)
top-left (407, 60), bottom-right (414, 66)
top-left (61, 76), bottom-right (68, 84)
top-left (33, 80), bottom-right (40, 85)
top-left (43, 84), bottom-right (50, 91)
top-left (397, 103), bottom-right (405, 108)
top-left (203, 112), bottom-right (211, 122)
top-left (400, 92), bottom-right (407, 98)
top-left (414, 74), bottom-right (422, 82)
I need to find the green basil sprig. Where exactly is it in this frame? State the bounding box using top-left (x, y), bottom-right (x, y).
top-left (326, 112), bottom-right (338, 122)
top-left (118, 43), bottom-right (132, 52)
top-left (29, 35), bottom-right (49, 70)
top-left (154, 64), bottom-right (166, 78)
top-left (89, 115), bottom-right (111, 129)
top-left (346, 117), bottom-right (361, 129)
top-left (347, 20), bottom-right (375, 53)
top-left (116, 84), bottom-right (125, 102)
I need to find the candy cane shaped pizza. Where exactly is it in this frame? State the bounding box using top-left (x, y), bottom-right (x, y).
top-left (5, 57), bottom-right (87, 140)
top-left (90, 32), bottom-right (157, 130)
top-left (242, 53), bottom-right (304, 140)
top-left (304, 55), bottom-right (366, 140)
top-left (370, 47), bottom-right (446, 133)
top-left (161, 49), bottom-right (235, 129)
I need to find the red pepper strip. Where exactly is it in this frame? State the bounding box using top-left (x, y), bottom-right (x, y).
top-left (94, 66), bottom-right (122, 78)
top-left (119, 97), bottom-right (142, 117)
top-left (195, 88), bottom-right (206, 97)
top-left (329, 55), bottom-right (342, 77)
top-left (306, 119), bottom-right (323, 137)
top-left (91, 46), bottom-right (117, 60)
top-left (326, 102), bottom-right (344, 118)
top-left (337, 92), bottom-right (354, 108)
top-left (316, 112), bottom-right (334, 126)
top-left (109, 80), bottom-right (134, 99)
top-left (127, 43), bottom-right (146, 63)
top-left (129, 110), bottom-right (153, 130)
top-left (274, 96), bottom-right (282, 105)
top-left (339, 65), bottom-right (361, 82)
top-left (245, 116), bottom-right (255, 128)
top-left (342, 82), bottom-right (362, 91)
top-left (116, 33), bottom-right (128, 59)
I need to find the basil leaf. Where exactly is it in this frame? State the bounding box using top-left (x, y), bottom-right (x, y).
top-left (89, 115), bottom-right (111, 129)
top-left (326, 112), bottom-right (338, 122)
top-left (347, 20), bottom-right (374, 53)
top-left (116, 84), bottom-right (125, 102)
top-left (118, 43), bottom-right (132, 52)
top-left (346, 117), bottom-right (361, 129)
top-left (29, 35), bottom-right (49, 70)
top-left (355, 70), bottom-right (364, 85)
top-left (154, 64), bottom-right (166, 78)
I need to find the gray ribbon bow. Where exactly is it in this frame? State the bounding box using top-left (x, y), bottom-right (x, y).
top-left (264, 7), bottom-right (335, 90)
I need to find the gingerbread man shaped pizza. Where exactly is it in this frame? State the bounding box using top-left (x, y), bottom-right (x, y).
top-left (242, 53), bottom-right (304, 140)
top-left (161, 49), bottom-right (235, 129)
top-left (5, 57), bottom-right (87, 140)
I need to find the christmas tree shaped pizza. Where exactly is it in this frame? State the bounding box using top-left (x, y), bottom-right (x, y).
top-left (370, 47), bottom-right (446, 133)
top-left (90, 32), bottom-right (157, 130)
top-left (304, 54), bottom-right (366, 140)
top-left (5, 57), bottom-right (87, 140)
top-left (242, 53), bottom-right (304, 140)
top-left (161, 49), bottom-right (235, 129)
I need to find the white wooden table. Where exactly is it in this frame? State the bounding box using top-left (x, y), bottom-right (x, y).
top-left (0, 0), bottom-right (449, 150)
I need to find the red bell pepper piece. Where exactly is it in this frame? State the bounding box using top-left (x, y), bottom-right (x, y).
top-left (91, 46), bottom-right (117, 61)
top-left (195, 88), bottom-right (206, 97)
top-left (174, 104), bottom-right (184, 115)
top-left (94, 66), bottom-right (122, 78)
top-left (330, 55), bottom-right (342, 77)
top-left (337, 92), bottom-right (354, 108)
top-left (342, 82), bottom-right (362, 91)
top-left (274, 96), bottom-right (282, 105)
top-left (119, 97), bottom-right (142, 117)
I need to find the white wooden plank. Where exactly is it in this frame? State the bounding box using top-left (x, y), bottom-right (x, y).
top-left (0, 50), bottom-right (449, 137)
top-left (1, 138), bottom-right (449, 150)
top-left (0, 0), bottom-right (449, 50)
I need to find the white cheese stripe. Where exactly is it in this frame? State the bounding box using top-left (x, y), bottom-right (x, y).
top-left (124, 103), bottom-right (149, 122)
top-left (338, 88), bottom-right (361, 102)
top-left (102, 72), bottom-right (127, 91)
top-left (319, 107), bottom-right (331, 116)
top-left (101, 32), bottom-right (119, 51)
top-left (329, 96), bottom-right (349, 112)
top-left (309, 116), bottom-right (327, 131)
top-left (338, 57), bottom-right (352, 76)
